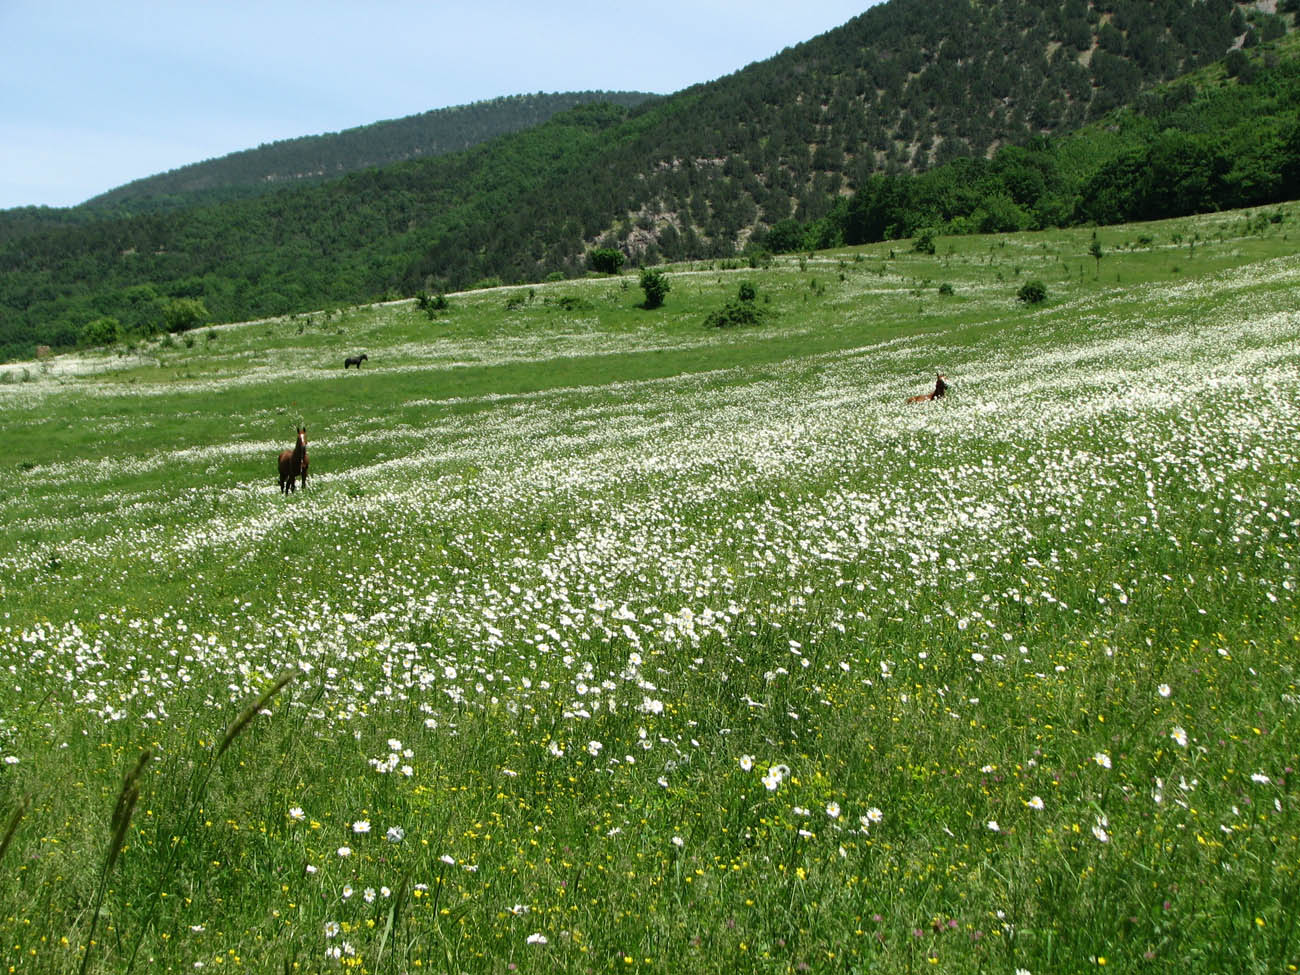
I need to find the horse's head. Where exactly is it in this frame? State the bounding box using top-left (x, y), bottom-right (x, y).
top-left (934, 374), bottom-right (948, 397)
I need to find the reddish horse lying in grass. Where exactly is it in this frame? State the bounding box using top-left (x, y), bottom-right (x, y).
top-left (278, 426), bottom-right (309, 494)
top-left (906, 373), bottom-right (948, 404)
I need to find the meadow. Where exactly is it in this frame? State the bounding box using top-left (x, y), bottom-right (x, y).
top-left (1, 209), bottom-right (1297, 974)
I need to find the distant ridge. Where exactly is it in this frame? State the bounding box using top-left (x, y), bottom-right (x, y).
top-left (83, 91), bottom-right (658, 212)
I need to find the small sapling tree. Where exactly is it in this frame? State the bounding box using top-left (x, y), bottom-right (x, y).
top-left (1089, 237), bottom-right (1104, 276)
top-left (639, 268), bottom-right (670, 309)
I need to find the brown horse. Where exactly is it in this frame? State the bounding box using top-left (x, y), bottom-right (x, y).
top-left (278, 427), bottom-right (308, 494)
top-left (906, 373), bottom-right (948, 404)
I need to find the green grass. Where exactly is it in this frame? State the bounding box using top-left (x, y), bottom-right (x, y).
top-left (1, 206), bottom-right (1298, 974)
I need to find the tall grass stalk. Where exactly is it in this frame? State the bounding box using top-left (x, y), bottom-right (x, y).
top-left (123, 670), bottom-right (299, 974)
top-left (79, 749), bottom-right (151, 975)
top-left (0, 794), bottom-right (30, 866)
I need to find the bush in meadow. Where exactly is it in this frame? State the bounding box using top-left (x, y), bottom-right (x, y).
top-left (1017, 279), bottom-right (1047, 303)
top-left (78, 316), bottom-right (121, 348)
top-left (163, 298), bottom-right (208, 333)
top-left (705, 282), bottom-right (766, 328)
top-left (639, 267), bottom-right (670, 309)
top-left (587, 247), bottom-right (625, 275)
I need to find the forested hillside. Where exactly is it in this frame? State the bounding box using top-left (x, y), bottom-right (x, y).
top-left (2, 0), bottom-right (1297, 360)
top-left (0, 91), bottom-right (654, 247)
top-left (82, 91), bottom-right (656, 213)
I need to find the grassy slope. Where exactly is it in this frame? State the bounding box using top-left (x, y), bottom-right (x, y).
top-left (1, 208), bottom-right (1298, 973)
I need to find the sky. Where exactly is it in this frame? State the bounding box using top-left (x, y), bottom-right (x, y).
top-left (0, 0), bottom-right (881, 210)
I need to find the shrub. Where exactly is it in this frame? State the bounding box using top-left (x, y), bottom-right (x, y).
top-left (639, 268), bottom-right (670, 309)
top-left (587, 247), bottom-right (625, 275)
top-left (1017, 280), bottom-right (1048, 304)
top-left (1225, 49), bottom-right (1256, 81)
top-left (765, 219), bottom-right (806, 254)
top-left (79, 316), bottom-right (121, 348)
top-left (913, 226), bottom-right (938, 255)
top-left (163, 298), bottom-right (208, 334)
top-left (938, 282), bottom-right (954, 296)
top-left (417, 292), bottom-right (450, 314)
top-left (705, 287), bottom-right (767, 328)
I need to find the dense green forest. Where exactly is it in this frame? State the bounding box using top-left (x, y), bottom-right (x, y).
top-left (772, 39), bottom-right (1300, 252)
top-left (0, 92), bottom-right (654, 247)
top-left (82, 91), bottom-right (656, 213)
top-left (2, 0), bottom-right (1297, 361)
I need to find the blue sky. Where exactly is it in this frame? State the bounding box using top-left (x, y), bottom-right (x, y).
top-left (1, 1), bottom-right (880, 210)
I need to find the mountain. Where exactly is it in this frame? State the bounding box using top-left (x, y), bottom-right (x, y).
top-left (81, 91), bottom-right (657, 214)
top-left (1, 0), bottom-right (1297, 361)
top-left (0, 90), bottom-right (656, 246)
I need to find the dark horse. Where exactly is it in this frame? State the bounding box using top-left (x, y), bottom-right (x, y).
top-left (278, 427), bottom-right (309, 494)
top-left (344, 354), bottom-right (368, 369)
top-left (906, 373), bottom-right (948, 404)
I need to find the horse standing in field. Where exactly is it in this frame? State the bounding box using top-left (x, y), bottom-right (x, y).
top-left (344, 354), bottom-right (368, 369)
top-left (278, 426), bottom-right (309, 494)
top-left (906, 373), bottom-right (948, 404)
